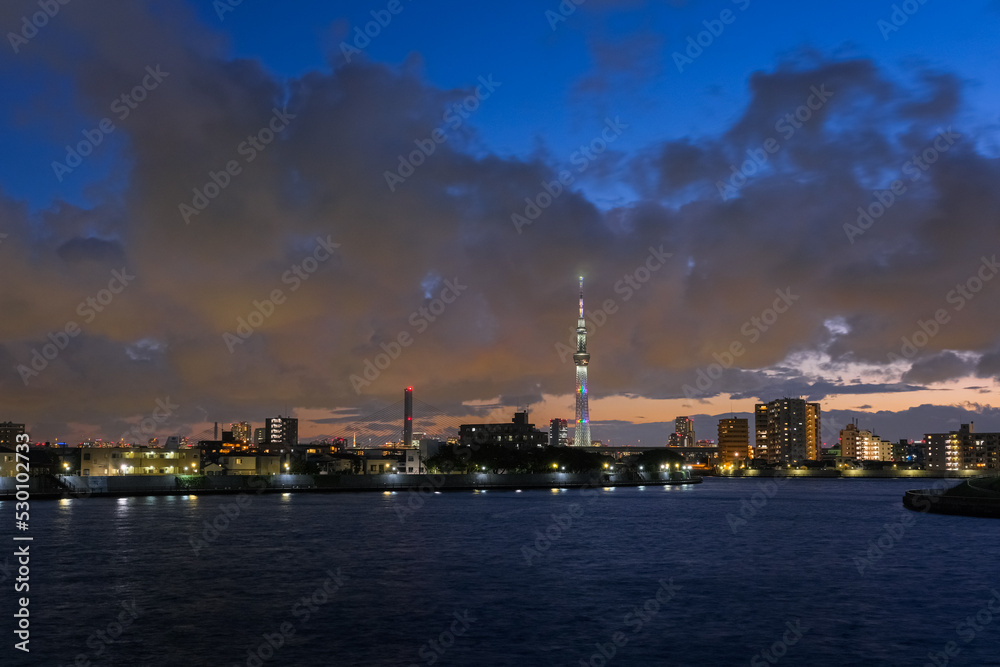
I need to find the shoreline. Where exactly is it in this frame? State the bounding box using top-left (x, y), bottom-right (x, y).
top-left (1, 469), bottom-right (994, 500)
top-left (903, 476), bottom-right (1000, 519)
top-left (0, 472), bottom-right (703, 501)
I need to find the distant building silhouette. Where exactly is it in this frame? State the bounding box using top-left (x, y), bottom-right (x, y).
top-left (460, 411), bottom-right (546, 449)
top-left (549, 418), bottom-right (568, 448)
top-left (673, 416), bottom-right (695, 447)
top-left (231, 421), bottom-right (251, 444)
top-left (0, 422), bottom-right (26, 448)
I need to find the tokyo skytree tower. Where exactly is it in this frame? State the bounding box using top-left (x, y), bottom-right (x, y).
top-left (573, 277), bottom-right (591, 447)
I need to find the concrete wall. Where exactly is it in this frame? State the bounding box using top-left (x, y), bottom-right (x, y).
top-left (2, 471), bottom-right (638, 498)
top-left (726, 469), bottom-right (983, 479)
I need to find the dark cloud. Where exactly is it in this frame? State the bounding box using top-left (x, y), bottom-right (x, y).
top-left (56, 237), bottom-right (126, 264)
top-left (1, 1), bottom-right (998, 442)
top-left (902, 351), bottom-right (976, 384)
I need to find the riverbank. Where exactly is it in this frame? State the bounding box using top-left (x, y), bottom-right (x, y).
top-left (0, 471), bottom-right (702, 500)
top-left (718, 469), bottom-right (984, 479)
top-left (903, 476), bottom-right (1000, 519)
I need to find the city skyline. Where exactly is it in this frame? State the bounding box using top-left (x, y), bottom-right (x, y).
top-left (2, 1), bottom-right (1000, 446)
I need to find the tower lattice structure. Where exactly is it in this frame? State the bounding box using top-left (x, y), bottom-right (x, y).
top-left (573, 277), bottom-right (591, 447)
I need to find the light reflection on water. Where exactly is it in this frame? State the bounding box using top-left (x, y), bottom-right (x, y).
top-left (14, 479), bottom-right (1000, 667)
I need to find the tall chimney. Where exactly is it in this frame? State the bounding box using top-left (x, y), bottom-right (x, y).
top-left (404, 387), bottom-right (413, 447)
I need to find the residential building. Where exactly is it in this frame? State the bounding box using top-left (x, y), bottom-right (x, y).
top-left (0, 447), bottom-right (15, 477)
top-left (549, 418), bottom-right (568, 448)
top-left (265, 416), bottom-right (298, 446)
top-left (673, 416), bottom-right (695, 447)
top-left (0, 422), bottom-right (26, 448)
top-left (718, 418), bottom-right (750, 464)
top-left (753, 398), bottom-right (822, 463)
top-left (214, 454), bottom-right (282, 475)
top-left (459, 411), bottom-right (547, 449)
top-left (78, 447), bottom-right (201, 476)
top-left (401, 439), bottom-right (445, 474)
top-left (923, 423), bottom-right (1000, 471)
top-left (859, 433), bottom-right (892, 461)
top-left (839, 423), bottom-right (892, 461)
top-left (231, 421), bottom-right (251, 444)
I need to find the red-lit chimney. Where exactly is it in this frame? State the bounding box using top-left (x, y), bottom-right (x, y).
top-left (404, 386), bottom-right (413, 447)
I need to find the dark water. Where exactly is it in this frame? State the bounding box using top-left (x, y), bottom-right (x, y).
top-left (3, 479), bottom-right (999, 667)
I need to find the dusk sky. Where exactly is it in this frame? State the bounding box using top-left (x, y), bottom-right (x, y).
top-left (2, 0), bottom-right (1000, 445)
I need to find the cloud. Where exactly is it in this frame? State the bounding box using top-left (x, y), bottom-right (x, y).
top-left (901, 351), bottom-right (977, 384)
top-left (1, 1), bottom-right (999, 443)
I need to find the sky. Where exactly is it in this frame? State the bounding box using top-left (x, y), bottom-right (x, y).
top-left (2, 0), bottom-right (1000, 446)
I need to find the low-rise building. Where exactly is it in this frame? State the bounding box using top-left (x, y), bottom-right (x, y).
top-left (0, 447), bottom-right (16, 477)
top-left (216, 454), bottom-right (282, 475)
top-left (78, 447), bottom-right (201, 476)
top-left (666, 445), bottom-right (718, 465)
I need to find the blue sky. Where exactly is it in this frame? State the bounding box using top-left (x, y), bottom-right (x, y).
top-left (6, 0), bottom-right (999, 210)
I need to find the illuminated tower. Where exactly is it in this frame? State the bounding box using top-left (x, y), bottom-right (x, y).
top-left (573, 277), bottom-right (591, 447)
